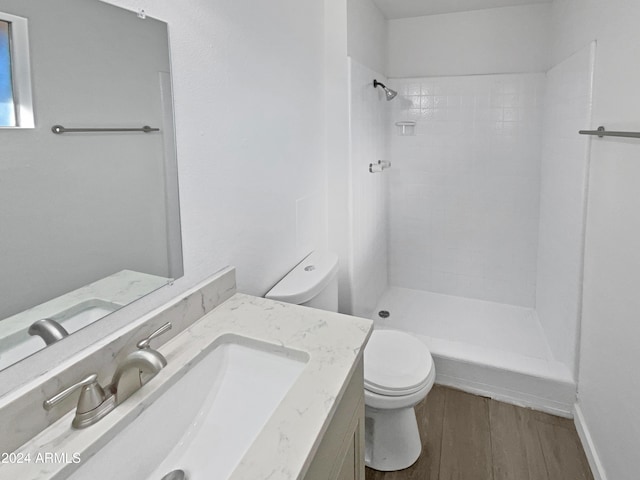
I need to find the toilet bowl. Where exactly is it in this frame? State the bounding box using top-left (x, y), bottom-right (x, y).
top-left (265, 251), bottom-right (436, 472)
top-left (363, 329), bottom-right (435, 471)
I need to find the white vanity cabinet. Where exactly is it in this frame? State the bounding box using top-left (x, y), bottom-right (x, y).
top-left (304, 358), bottom-right (365, 480)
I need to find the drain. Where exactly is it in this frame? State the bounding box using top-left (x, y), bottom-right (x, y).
top-left (378, 310), bottom-right (390, 319)
top-left (161, 470), bottom-right (186, 480)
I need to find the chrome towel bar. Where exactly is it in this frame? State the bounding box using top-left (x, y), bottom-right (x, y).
top-left (579, 126), bottom-right (640, 139)
top-left (51, 125), bottom-right (160, 134)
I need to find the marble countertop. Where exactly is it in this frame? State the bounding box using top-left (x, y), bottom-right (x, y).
top-left (3, 293), bottom-right (373, 479)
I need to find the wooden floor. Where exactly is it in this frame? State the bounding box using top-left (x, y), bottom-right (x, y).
top-left (365, 386), bottom-right (594, 480)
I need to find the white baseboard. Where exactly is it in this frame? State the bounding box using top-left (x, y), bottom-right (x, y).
top-left (574, 403), bottom-right (608, 480)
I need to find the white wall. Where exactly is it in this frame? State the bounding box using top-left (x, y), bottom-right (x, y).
top-left (387, 74), bottom-right (544, 306)
top-left (387, 4), bottom-right (552, 78)
top-left (536, 44), bottom-right (594, 379)
top-left (325, 0), bottom-right (353, 314)
top-left (101, 0), bottom-right (327, 299)
top-left (348, 59), bottom-right (388, 317)
top-left (347, 0), bottom-right (387, 74)
top-left (551, 1), bottom-right (640, 479)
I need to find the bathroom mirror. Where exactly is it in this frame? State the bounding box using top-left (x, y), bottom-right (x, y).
top-left (0, 0), bottom-right (183, 371)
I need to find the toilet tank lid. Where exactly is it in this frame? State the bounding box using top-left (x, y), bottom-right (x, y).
top-left (265, 251), bottom-right (339, 305)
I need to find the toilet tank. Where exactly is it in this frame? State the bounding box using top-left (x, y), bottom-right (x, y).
top-left (265, 251), bottom-right (339, 312)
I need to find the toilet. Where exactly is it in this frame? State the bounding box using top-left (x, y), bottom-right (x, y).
top-left (265, 251), bottom-right (435, 472)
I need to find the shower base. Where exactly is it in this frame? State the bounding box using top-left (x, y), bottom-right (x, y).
top-left (373, 287), bottom-right (576, 416)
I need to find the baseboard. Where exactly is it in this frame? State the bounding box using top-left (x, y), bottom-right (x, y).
top-left (574, 403), bottom-right (608, 480)
top-left (432, 354), bottom-right (576, 417)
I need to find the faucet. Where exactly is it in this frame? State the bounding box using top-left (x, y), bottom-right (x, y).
top-left (42, 322), bottom-right (172, 428)
top-left (110, 322), bottom-right (172, 403)
top-left (43, 373), bottom-right (116, 429)
top-left (28, 318), bottom-right (69, 345)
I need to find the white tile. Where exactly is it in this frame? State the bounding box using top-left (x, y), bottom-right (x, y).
top-left (388, 73), bottom-right (544, 306)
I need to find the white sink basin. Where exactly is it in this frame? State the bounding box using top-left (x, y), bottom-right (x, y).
top-left (51, 300), bottom-right (119, 334)
top-left (68, 340), bottom-right (307, 480)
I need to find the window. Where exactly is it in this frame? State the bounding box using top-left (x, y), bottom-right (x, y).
top-left (0, 12), bottom-right (33, 128)
top-left (0, 20), bottom-right (16, 126)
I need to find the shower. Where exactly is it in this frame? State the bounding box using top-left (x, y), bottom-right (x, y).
top-left (348, 32), bottom-right (595, 416)
top-left (373, 79), bottom-right (397, 100)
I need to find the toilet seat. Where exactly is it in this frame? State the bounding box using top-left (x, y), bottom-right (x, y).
top-left (364, 330), bottom-right (434, 397)
top-left (364, 367), bottom-right (435, 410)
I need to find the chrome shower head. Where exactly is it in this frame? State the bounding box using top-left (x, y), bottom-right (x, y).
top-left (373, 79), bottom-right (398, 101)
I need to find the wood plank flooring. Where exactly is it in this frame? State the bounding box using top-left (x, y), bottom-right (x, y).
top-left (365, 386), bottom-right (594, 480)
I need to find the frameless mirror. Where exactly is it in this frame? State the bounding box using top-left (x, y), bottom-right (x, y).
top-left (0, 0), bottom-right (183, 371)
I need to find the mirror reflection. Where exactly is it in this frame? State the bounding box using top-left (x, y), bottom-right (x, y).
top-left (0, 0), bottom-right (183, 371)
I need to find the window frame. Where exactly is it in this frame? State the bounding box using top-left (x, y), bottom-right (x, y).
top-left (0, 11), bottom-right (34, 129)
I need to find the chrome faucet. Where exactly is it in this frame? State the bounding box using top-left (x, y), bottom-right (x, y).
top-left (42, 322), bottom-right (172, 428)
top-left (28, 318), bottom-right (69, 345)
top-left (110, 322), bottom-right (172, 403)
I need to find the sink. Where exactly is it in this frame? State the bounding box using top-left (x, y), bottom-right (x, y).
top-left (49, 299), bottom-right (120, 334)
top-left (0, 300), bottom-right (119, 370)
top-left (67, 339), bottom-right (307, 480)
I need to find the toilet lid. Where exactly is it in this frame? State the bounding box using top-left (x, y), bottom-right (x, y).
top-left (364, 329), bottom-right (434, 396)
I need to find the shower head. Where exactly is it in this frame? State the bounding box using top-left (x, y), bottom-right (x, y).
top-left (373, 79), bottom-right (398, 101)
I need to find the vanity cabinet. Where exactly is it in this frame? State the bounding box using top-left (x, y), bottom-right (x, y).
top-left (304, 358), bottom-right (365, 480)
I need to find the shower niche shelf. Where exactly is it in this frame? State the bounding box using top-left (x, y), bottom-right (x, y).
top-left (395, 121), bottom-right (416, 136)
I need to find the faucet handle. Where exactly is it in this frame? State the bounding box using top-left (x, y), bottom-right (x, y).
top-left (136, 322), bottom-right (172, 350)
top-left (43, 373), bottom-right (106, 414)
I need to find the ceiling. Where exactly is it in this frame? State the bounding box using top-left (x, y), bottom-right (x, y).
top-left (371, 0), bottom-right (552, 19)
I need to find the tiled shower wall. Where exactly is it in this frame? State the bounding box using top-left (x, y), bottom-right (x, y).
top-left (388, 74), bottom-right (545, 307)
top-left (348, 58), bottom-right (389, 317)
top-left (536, 44), bottom-right (595, 375)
